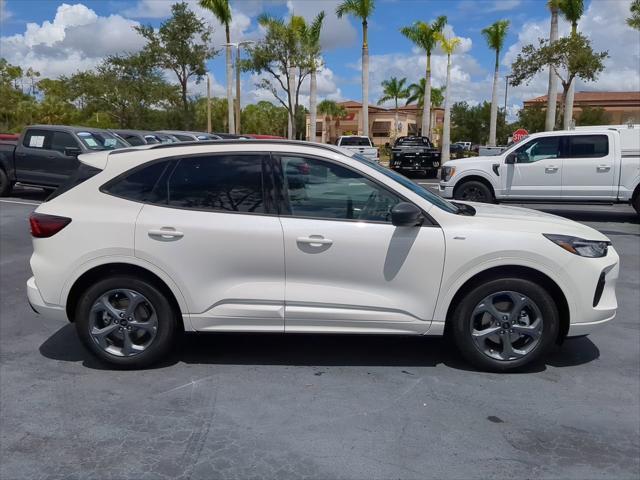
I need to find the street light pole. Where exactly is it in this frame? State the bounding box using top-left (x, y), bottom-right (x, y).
top-left (207, 74), bottom-right (212, 134)
top-left (504, 74), bottom-right (511, 115)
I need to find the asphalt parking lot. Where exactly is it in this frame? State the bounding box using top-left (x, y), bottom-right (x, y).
top-left (1, 184), bottom-right (639, 479)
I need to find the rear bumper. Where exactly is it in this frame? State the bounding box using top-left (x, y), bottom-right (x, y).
top-left (27, 276), bottom-right (68, 322)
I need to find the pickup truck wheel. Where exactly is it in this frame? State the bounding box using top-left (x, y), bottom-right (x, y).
top-left (451, 278), bottom-right (559, 372)
top-left (0, 169), bottom-right (13, 197)
top-left (454, 180), bottom-right (494, 203)
top-left (632, 194), bottom-right (640, 215)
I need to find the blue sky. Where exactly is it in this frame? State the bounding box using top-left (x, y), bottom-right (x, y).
top-left (1, 0), bottom-right (638, 118)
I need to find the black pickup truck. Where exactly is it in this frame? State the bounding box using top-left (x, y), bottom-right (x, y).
top-left (389, 136), bottom-right (441, 177)
top-left (0, 125), bottom-right (128, 196)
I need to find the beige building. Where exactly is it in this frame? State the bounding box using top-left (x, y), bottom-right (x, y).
top-left (306, 100), bottom-right (444, 146)
top-left (523, 91), bottom-right (640, 124)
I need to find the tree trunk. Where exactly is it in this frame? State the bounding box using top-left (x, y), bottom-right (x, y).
top-left (309, 67), bottom-right (317, 142)
top-left (287, 66), bottom-right (296, 139)
top-left (181, 79), bottom-right (189, 129)
top-left (423, 55), bottom-right (431, 137)
top-left (441, 54), bottom-right (452, 163)
top-left (545, 8), bottom-right (559, 131)
top-left (394, 99), bottom-right (399, 139)
top-left (563, 23), bottom-right (578, 130)
top-left (488, 51), bottom-right (500, 146)
top-left (225, 27), bottom-right (235, 134)
top-left (361, 20), bottom-right (369, 137)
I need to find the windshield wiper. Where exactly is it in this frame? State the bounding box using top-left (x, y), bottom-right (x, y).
top-left (450, 202), bottom-right (476, 216)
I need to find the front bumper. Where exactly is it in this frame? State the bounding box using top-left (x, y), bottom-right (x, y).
top-left (439, 183), bottom-right (454, 198)
top-left (27, 276), bottom-right (68, 322)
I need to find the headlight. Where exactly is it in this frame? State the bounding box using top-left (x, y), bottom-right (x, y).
top-left (441, 166), bottom-right (456, 182)
top-left (543, 234), bottom-right (610, 258)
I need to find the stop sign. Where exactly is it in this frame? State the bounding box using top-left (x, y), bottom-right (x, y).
top-left (512, 128), bottom-right (529, 142)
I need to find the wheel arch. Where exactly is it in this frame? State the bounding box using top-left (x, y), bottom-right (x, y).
top-left (65, 262), bottom-right (188, 331)
top-left (443, 265), bottom-right (570, 343)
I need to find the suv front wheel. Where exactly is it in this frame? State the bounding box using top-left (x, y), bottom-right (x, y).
top-left (451, 277), bottom-right (559, 372)
top-left (75, 275), bottom-right (179, 368)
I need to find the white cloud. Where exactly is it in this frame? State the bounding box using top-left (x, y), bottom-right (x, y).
top-left (1, 0), bottom-right (12, 22)
top-left (487, 0), bottom-right (521, 12)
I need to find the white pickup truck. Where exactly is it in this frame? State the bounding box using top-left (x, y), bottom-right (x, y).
top-left (335, 135), bottom-right (379, 162)
top-left (439, 127), bottom-right (640, 214)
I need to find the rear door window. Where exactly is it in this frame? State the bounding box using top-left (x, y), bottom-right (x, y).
top-left (567, 135), bottom-right (609, 158)
top-left (23, 129), bottom-right (51, 149)
top-left (165, 155), bottom-right (267, 213)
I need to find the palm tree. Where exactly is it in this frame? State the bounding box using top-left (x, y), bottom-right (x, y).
top-left (406, 79), bottom-right (443, 134)
top-left (437, 33), bottom-right (461, 163)
top-left (304, 12), bottom-right (325, 142)
top-left (336, 0), bottom-right (375, 137)
top-left (400, 16), bottom-right (446, 138)
top-left (199, 0), bottom-right (235, 133)
top-left (558, 0), bottom-right (584, 129)
top-left (545, 0), bottom-right (560, 131)
top-left (482, 19), bottom-right (510, 146)
top-left (318, 99), bottom-right (347, 142)
top-left (377, 77), bottom-right (409, 139)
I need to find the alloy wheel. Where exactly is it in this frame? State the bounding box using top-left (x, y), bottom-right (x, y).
top-left (470, 291), bottom-right (543, 361)
top-left (88, 289), bottom-right (158, 357)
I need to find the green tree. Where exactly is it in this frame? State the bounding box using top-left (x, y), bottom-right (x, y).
top-left (482, 19), bottom-right (510, 146)
top-left (241, 101), bottom-right (288, 136)
top-left (629, 0), bottom-right (640, 29)
top-left (400, 16), bottom-right (446, 138)
top-left (318, 99), bottom-right (347, 142)
top-left (378, 76), bottom-right (408, 138)
top-left (451, 101), bottom-right (510, 146)
top-left (558, 0), bottom-right (584, 128)
top-left (576, 105), bottom-right (610, 126)
top-left (136, 2), bottom-right (216, 128)
top-left (437, 33), bottom-right (461, 162)
top-left (510, 34), bottom-right (608, 130)
top-left (199, 0), bottom-right (235, 133)
top-left (336, 0), bottom-right (375, 137)
top-left (515, 105), bottom-right (547, 133)
top-left (0, 59), bottom-right (37, 131)
top-left (242, 14), bottom-right (312, 139)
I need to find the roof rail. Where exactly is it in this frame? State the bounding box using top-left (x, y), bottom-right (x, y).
top-left (109, 139), bottom-right (342, 156)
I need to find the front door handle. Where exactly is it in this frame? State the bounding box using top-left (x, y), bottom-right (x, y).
top-left (296, 235), bottom-right (333, 246)
top-left (148, 228), bottom-right (184, 239)
top-left (597, 165), bottom-right (611, 172)
top-left (545, 166), bottom-right (559, 173)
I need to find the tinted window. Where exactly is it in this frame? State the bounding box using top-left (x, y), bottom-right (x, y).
top-left (23, 129), bottom-right (51, 149)
top-left (515, 136), bottom-right (560, 163)
top-left (77, 131), bottom-right (126, 150)
top-left (173, 134), bottom-right (194, 141)
top-left (50, 131), bottom-right (79, 153)
top-left (280, 156), bottom-right (401, 222)
top-left (105, 160), bottom-right (171, 203)
top-left (567, 135), bottom-right (608, 158)
top-left (124, 135), bottom-right (145, 146)
top-left (339, 137), bottom-right (372, 147)
top-left (167, 155), bottom-right (265, 213)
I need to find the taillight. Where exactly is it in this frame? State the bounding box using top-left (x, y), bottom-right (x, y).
top-left (29, 213), bottom-right (71, 238)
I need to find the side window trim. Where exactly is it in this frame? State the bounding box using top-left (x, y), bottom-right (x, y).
top-left (271, 152), bottom-right (436, 226)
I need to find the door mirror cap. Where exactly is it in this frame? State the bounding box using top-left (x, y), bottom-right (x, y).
top-left (505, 152), bottom-right (516, 164)
top-left (64, 146), bottom-right (81, 157)
top-left (391, 202), bottom-right (423, 227)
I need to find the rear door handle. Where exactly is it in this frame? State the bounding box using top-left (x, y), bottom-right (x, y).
top-left (597, 165), bottom-right (611, 172)
top-left (148, 228), bottom-right (184, 239)
top-left (296, 235), bottom-right (333, 246)
top-left (545, 166), bottom-right (559, 173)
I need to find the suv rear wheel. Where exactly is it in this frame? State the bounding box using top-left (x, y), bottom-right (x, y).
top-left (0, 169), bottom-right (13, 197)
top-left (451, 277), bottom-right (559, 372)
top-left (75, 275), bottom-right (179, 368)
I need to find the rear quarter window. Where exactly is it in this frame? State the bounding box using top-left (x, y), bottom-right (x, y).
top-left (102, 160), bottom-right (172, 203)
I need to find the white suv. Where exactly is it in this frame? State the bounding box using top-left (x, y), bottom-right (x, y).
top-left (27, 140), bottom-right (619, 371)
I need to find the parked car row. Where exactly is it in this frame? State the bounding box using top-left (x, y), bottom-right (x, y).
top-left (0, 125), bottom-right (281, 196)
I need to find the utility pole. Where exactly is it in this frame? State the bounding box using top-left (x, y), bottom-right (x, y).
top-left (504, 74), bottom-right (511, 115)
top-left (207, 74), bottom-right (212, 134)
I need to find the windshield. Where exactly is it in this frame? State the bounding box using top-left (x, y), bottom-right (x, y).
top-left (351, 153), bottom-right (459, 214)
top-left (395, 136), bottom-right (433, 147)
top-left (339, 137), bottom-right (372, 147)
top-left (77, 131), bottom-right (128, 150)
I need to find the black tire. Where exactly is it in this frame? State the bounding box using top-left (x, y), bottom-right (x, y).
top-left (0, 169), bottom-right (13, 197)
top-left (450, 277), bottom-right (559, 372)
top-left (632, 194), bottom-right (640, 216)
top-left (454, 180), bottom-right (494, 203)
top-left (75, 275), bottom-right (179, 368)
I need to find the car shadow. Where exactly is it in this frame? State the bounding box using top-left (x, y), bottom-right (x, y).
top-left (39, 324), bottom-right (600, 373)
top-left (532, 206), bottom-right (639, 225)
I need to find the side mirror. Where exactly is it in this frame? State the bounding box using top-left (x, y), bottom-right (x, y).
top-left (391, 202), bottom-right (423, 227)
top-left (505, 152), bottom-right (516, 164)
top-left (64, 146), bottom-right (81, 157)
